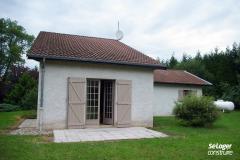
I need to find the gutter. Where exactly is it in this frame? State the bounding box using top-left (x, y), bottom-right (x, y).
top-left (27, 54), bottom-right (166, 69)
top-left (39, 57), bottom-right (45, 132)
top-left (154, 81), bottom-right (212, 86)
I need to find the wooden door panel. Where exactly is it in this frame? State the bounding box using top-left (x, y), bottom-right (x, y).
top-left (116, 80), bottom-right (132, 127)
top-left (67, 78), bottom-right (86, 128)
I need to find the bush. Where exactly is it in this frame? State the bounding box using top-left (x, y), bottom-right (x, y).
top-left (4, 73), bottom-right (37, 109)
top-left (173, 95), bottom-right (220, 127)
top-left (0, 103), bottom-right (20, 112)
top-left (21, 87), bottom-right (38, 110)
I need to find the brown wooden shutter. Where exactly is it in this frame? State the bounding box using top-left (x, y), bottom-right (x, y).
top-left (67, 77), bottom-right (86, 128)
top-left (116, 80), bottom-right (132, 127)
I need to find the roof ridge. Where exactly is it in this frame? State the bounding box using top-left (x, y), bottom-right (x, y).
top-left (40, 31), bottom-right (118, 41)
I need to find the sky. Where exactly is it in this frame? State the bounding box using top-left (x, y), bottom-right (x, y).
top-left (1, 0), bottom-right (240, 68)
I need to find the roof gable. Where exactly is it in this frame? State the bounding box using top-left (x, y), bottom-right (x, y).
top-left (28, 31), bottom-right (164, 69)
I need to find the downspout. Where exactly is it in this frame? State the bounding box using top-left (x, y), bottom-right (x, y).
top-left (39, 57), bottom-right (45, 132)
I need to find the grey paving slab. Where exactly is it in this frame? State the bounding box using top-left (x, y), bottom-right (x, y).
top-left (19, 119), bottom-right (37, 128)
top-left (54, 127), bottom-right (168, 143)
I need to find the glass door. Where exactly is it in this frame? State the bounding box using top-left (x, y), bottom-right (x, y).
top-left (103, 80), bottom-right (114, 124)
top-left (86, 79), bottom-right (100, 125)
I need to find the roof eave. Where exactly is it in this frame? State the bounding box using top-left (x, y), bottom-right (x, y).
top-left (154, 81), bottom-right (212, 86)
top-left (183, 71), bottom-right (212, 85)
top-left (27, 54), bottom-right (166, 69)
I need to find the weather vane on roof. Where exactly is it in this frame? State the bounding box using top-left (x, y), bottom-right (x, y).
top-left (115, 21), bottom-right (124, 40)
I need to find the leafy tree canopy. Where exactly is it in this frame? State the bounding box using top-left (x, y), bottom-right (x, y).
top-left (0, 18), bottom-right (34, 82)
top-left (4, 73), bottom-right (37, 107)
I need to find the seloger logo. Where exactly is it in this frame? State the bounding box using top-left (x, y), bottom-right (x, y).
top-left (208, 143), bottom-right (233, 156)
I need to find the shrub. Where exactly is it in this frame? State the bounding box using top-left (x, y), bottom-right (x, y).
top-left (173, 95), bottom-right (220, 127)
top-left (21, 87), bottom-right (38, 110)
top-left (0, 103), bottom-right (20, 112)
top-left (4, 73), bottom-right (37, 109)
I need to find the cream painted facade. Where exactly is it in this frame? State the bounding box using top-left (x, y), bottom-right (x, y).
top-left (37, 60), bottom-right (154, 129)
top-left (153, 84), bottom-right (202, 116)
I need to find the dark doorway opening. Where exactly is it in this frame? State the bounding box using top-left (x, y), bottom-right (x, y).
top-left (100, 80), bottom-right (114, 125)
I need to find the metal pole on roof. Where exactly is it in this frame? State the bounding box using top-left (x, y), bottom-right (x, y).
top-left (118, 21), bottom-right (119, 31)
top-left (115, 21), bottom-right (124, 40)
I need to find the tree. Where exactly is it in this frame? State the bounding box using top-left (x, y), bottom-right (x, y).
top-left (195, 51), bottom-right (202, 61)
top-left (231, 42), bottom-right (240, 83)
top-left (182, 54), bottom-right (190, 62)
top-left (203, 50), bottom-right (238, 86)
top-left (164, 42), bottom-right (240, 103)
top-left (21, 87), bottom-right (37, 109)
top-left (8, 64), bottom-right (38, 84)
top-left (4, 73), bottom-right (37, 108)
top-left (0, 64), bottom-right (38, 102)
top-left (222, 85), bottom-right (240, 109)
top-left (0, 18), bottom-right (34, 82)
top-left (168, 54), bottom-right (178, 68)
top-left (174, 59), bottom-right (213, 80)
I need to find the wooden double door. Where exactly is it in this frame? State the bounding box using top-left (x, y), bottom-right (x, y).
top-left (67, 78), bottom-right (132, 128)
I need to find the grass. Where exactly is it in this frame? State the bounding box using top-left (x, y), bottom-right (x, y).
top-left (0, 110), bottom-right (36, 131)
top-left (0, 111), bottom-right (239, 160)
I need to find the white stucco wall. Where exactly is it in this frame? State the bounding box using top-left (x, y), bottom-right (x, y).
top-left (39, 60), bottom-right (154, 129)
top-left (153, 84), bottom-right (202, 116)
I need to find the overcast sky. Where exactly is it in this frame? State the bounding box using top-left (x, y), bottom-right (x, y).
top-left (1, 0), bottom-right (240, 67)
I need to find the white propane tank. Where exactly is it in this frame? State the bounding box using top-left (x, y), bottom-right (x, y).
top-left (214, 100), bottom-right (235, 112)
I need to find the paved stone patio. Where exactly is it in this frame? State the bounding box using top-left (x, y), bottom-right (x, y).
top-left (19, 119), bottom-right (37, 128)
top-left (54, 127), bottom-right (168, 143)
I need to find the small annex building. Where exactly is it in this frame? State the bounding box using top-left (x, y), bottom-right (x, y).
top-left (153, 69), bottom-right (212, 116)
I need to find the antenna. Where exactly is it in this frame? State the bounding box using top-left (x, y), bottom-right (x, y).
top-left (116, 21), bottom-right (124, 40)
top-left (118, 21), bottom-right (119, 31)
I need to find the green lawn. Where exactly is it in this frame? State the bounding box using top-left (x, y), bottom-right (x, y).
top-left (0, 111), bottom-right (239, 160)
top-left (0, 110), bottom-right (36, 131)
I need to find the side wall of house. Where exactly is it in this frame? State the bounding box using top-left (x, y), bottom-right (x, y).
top-left (153, 84), bottom-right (202, 116)
top-left (36, 63), bottom-right (42, 129)
top-left (40, 60), bottom-right (154, 129)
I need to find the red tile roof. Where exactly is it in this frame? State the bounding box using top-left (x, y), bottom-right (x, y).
top-left (28, 31), bottom-right (164, 68)
top-left (154, 69), bottom-right (212, 86)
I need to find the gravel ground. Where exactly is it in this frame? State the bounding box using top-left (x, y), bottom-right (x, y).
top-left (9, 119), bottom-right (52, 135)
top-left (10, 128), bottom-right (52, 135)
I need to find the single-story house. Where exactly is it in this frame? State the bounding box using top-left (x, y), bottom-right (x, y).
top-left (27, 31), bottom-right (211, 130)
top-left (153, 69), bottom-right (212, 116)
